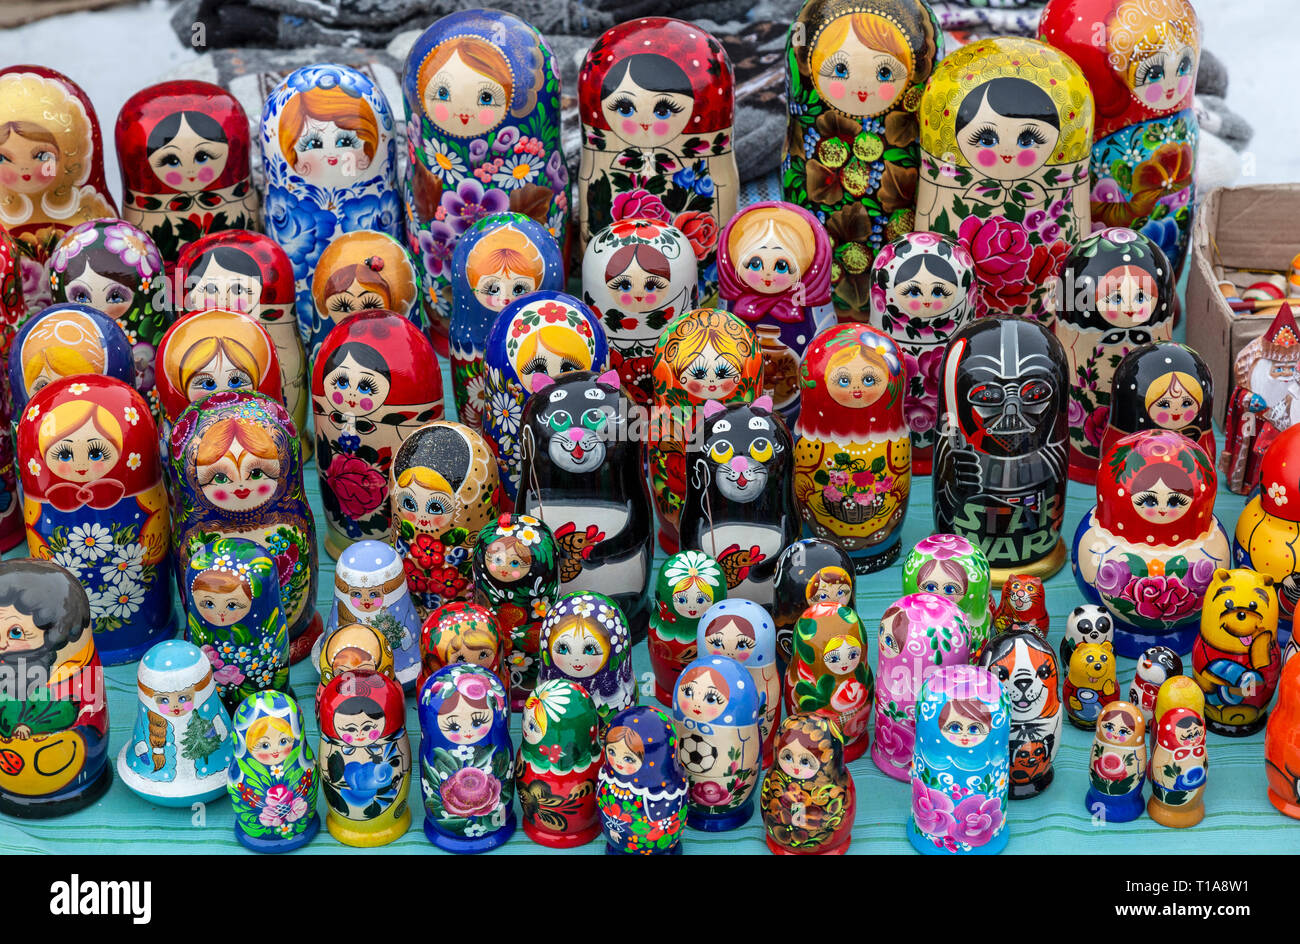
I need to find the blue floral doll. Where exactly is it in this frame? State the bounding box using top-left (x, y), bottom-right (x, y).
top-left (7, 303), bottom-right (135, 420)
top-left (538, 591), bottom-right (636, 726)
top-left (597, 705), bottom-right (688, 854)
top-left (326, 539), bottom-right (422, 691)
top-left (227, 690), bottom-right (320, 853)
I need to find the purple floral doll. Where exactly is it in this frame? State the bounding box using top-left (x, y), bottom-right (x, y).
top-left (538, 591), bottom-right (636, 727)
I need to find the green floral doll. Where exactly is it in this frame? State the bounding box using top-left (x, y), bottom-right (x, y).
top-left (227, 690), bottom-right (319, 852)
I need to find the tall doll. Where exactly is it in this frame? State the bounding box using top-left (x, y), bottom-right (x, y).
top-left (786, 602), bottom-right (874, 761)
top-left (227, 690), bottom-right (320, 852)
top-left (516, 678), bottom-right (602, 848)
top-left (762, 714), bottom-right (856, 855)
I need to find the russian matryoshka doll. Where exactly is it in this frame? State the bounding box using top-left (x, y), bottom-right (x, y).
top-left (0, 231), bottom-right (21, 551)
top-left (184, 537), bottom-right (291, 712)
top-left (1147, 702), bottom-right (1206, 827)
top-left (762, 714), bottom-right (855, 855)
top-left (771, 537), bottom-right (855, 668)
top-left (314, 310), bottom-right (443, 556)
top-left (696, 598), bottom-right (781, 767)
top-left (0, 560), bottom-right (109, 818)
top-left (115, 80), bottom-right (259, 263)
top-left (227, 690), bottom-right (319, 852)
top-left (1052, 228), bottom-right (1174, 483)
top-left (1235, 425), bottom-right (1300, 630)
top-left (1267, 655), bottom-right (1300, 818)
top-left (901, 533), bottom-right (994, 657)
top-left (403, 9), bottom-right (569, 355)
top-left (0, 66), bottom-right (117, 313)
top-left (1128, 645), bottom-right (1182, 726)
top-left (577, 18), bottom-right (737, 300)
top-left (260, 64), bottom-right (402, 352)
top-left (450, 212), bottom-right (563, 430)
top-left (935, 316), bottom-right (1070, 583)
top-left (786, 602), bottom-right (873, 761)
top-left (318, 622), bottom-right (396, 712)
top-left (915, 37), bottom-right (1094, 322)
top-left (7, 303), bottom-right (134, 422)
top-left (538, 591), bottom-right (636, 726)
top-left (1100, 341), bottom-right (1215, 463)
top-left (1193, 567), bottom-right (1280, 737)
top-left (1040, 0), bottom-right (1200, 274)
top-left (794, 322), bottom-right (911, 573)
top-left (177, 231), bottom-right (310, 445)
top-left (327, 540), bottom-right (422, 691)
top-left (674, 654), bottom-right (763, 830)
top-left (416, 601), bottom-right (509, 696)
top-left (481, 291), bottom-right (608, 506)
top-left (647, 551), bottom-right (726, 707)
top-left (1085, 700), bottom-right (1147, 822)
top-left (872, 592), bottom-right (972, 781)
top-left (390, 420), bottom-right (500, 618)
top-left (870, 231), bottom-right (976, 473)
top-left (118, 638), bottom-right (232, 806)
top-left (717, 202), bottom-right (833, 422)
top-left (978, 630), bottom-right (1063, 799)
top-left (473, 513), bottom-right (560, 709)
top-left (516, 678), bottom-right (602, 848)
top-left (1065, 641), bottom-right (1118, 728)
top-left (418, 663), bottom-right (516, 851)
top-left (1062, 603), bottom-right (1114, 671)
top-left (309, 229), bottom-right (424, 359)
top-left (582, 218), bottom-right (697, 405)
top-left (1073, 429), bottom-right (1228, 657)
top-left (650, 307), bottom-right (761, 552)
top-left (909, 664), bottom-right (1009, 854)
top-left (317, 669), bottom-right (411, 847)
top-left (597, 705), bottom-right (688, 855)
top-left (18, 375), bottom-right (173, 664)
top-left (170, 391), bottom-right (321, 662)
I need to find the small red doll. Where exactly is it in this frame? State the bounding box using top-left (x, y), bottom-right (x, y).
top-left (992, 575), bottom-right (1050, 640)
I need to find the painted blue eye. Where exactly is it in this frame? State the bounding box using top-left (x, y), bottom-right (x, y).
top-left (876, 66), bottom-right (893, 82)
top-left (745, 257), bottom-right (763, 271)
top-left (833, 63), bottom-right (848, 78)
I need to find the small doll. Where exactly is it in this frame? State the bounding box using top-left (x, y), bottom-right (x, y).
top-left (7, 304), bottom-right (134, 421)
top-left (785, 602), bottom-right (874, 762)
top-left (1147, 703), bottom-right (1207, 828)
top-left (901, 533), bottom-right (994, 657)
top-left (1193, 567), bottom-right (1280, 737)
top-left (1085, 701), bottom-right (1147, 823)
top-left (1065, 641), bottom-right (1119, 729)
top-left (979, 630), bottom-right (1063, 799)
top-left (317, 622), bottom-right (396, 713)
top-left (1266, 655), bottom-right (1300, 818)
top-left (118, 639), bottom-right (232, 807)
top-left (472, 513), bottom-right (560, 709)
top-left (761, 714), bottom-right (856, 855)
top-left (227, 690), bottom-right (319, 852)
top-left (673, 655), bottom-right (764, 831)
top-left (184, 537), bottom-right (291, 713)
top-left (597, 706), bottom-right (688, 855)
top-left (771, 538), bottom-right (855, 667)
top-left (1236, 424), bottom-right (1300, 632)
top-left (516, 679), bottom-right (602, 848)
top-left (1101, 342), bottom-right (1216, 464)
top-left (648, 550), bottom-right (727, 707)
top-left (696, 598), bottom-right (781, 767)
top-left (909, 665), bottom-right (1010, 855)
top-left (309, 229), bottom-right (424, 357)
top-left (1061, 604), bottom-right (1114, 676)
top-left (417, 601), bottom-right (509, 696)
top-left (327, 540), bottom-right (422, 690)
top-left (418, 664), bottom-right (516, 852)
top-left (1128, 646), bottom-right (1183, 726)
top-left (991, 575), bottom-right (1050, 641)
top-left (538, 591), bottom-right (636, 726)
top-left (318, 669), bottom-right (411, 847)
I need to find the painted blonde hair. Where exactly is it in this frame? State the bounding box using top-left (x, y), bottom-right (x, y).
top-left (515, 326), bottom-right (593, 374)
top-left (811, 13), bottom-right (913, 81)
top-left (178, 336), bottom-right (263, 393)
top-left (38, 401), bottom-right (123, 455)
top-left (467, 227), bottom-right (545, 286)
top-left (1144, 371), bottom-right (1202, 411)
top-left (246, 714), bottom-right (294, 745)
top-left (728, 207), bottom-right (815, 282)
top-left (1107, 0), bottom-right (1199, 81)
top-left (823, 633), bottom-right (861, 656)
top-left (395, 465), bottom-right (453, 493)
top-left (278, 86), bottom-right (379, 167)
top-left (21, 312), bottom-right (106, 390)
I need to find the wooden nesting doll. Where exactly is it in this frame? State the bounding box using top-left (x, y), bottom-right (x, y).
top-left (0, 65), bottom-right (117, 314)
top-left (1153, 672), bottom-right (1204, 728)
top-left (170, 391), bottom-right (320, 662)
top-left (1266, 655), bottom-right (1300, 818)
top-left (317, 622), bottom-right (396, 712)
top-left (7, 303), bottom-right (134, 423)
top-left (1236, 425), bottom-right (1300, 629)
top-left (1040, 0), bottom-right (1200, 275)
top-left (418, 664), bottom-right (516, 852)
top-left (1063, 604), bottom-right (1114, 672)
top-left (870, 232), bottom-right (976, 473)
top-left (1052, 228), bottom-right (1175, 483)
top-left (538, 591), bottom-right (636, 726)
top-left (47, 218), bottom-right (169, 415)
top-left (260, 64), bottom-right (402, 354)
top-left (184, 537), bottom-right (291, 712)
top-left (908, 665), bottom-right (1010, 855)
top-left (115, 80), bottom-right (259, 263)
top-left (1221, 304), bottom-right (1300, 496)
top-left (979, 630), bottom-right (1063, 799)
top-left (176, 230), bottom-right (310, 443)
top-left (227, 690), bottom-right (320, 853)
top-left (597, 705), bottom-right (688, 855)
top-left (309, 228), bottom-right (424, 361)
top-left (577, 17), bottom-right (737, 301)
top-left (1101, 341), bottom-right (1215, 464)
top-left (647, 551), bottom-right (726, 707)
top-left (314, 310), bottom-right (443, 557)
top-left (517, 369), bottom-right (654, 638)
top-left (118, 638), bottom-right (232, 806)
top-left (1085, 700), bottom-right (1147, 822)
top-left (318, 669), bottom-right (411, 847)
top-left (1065, 641), bottom-right (1119, 729)
top-left (681, 395), bottom-right (799, 607)
top-left (18, 375), bottom-right (173, 664)
top-left (1147, 702), bottom-right (1206, 827)
top-left (390, 420), bottom-right (500, 618)
top-left (786, 602), bottom-right (874, 761)
top-left (416, 601), bottom-right (509, 697)
top-left (516, 678), bottom-right (602, 848)
top-left (0, 231), bottom-right (21, 552)
top-left (1073, 429), bottom-right (1228, 657)
top-left (991, 575), bottom-right (1050, 640)
top-left (1192, 567), bottom-right (1280, 737)
top-left (901, 533), bottom-right (994, 657)
top-left (935, 316), bottom-right (1070, 583)
top-left (873, 592), bottom-right (972, 781)
top-left (473, 513), bottom-right (560, 709)
top-left (793, 322), bottom-right (910, 573)
top-left (450, 212), bottom-right (563, 430)
top-left (717, 202), bottom-right (833, 422)
top-left (327, 540), bottom-right (422, 691)
top-left (762, 714), bottom-right (855, 855)
top-left (0, 560), bottom-right (109, 818)
top-left (915, 37), bottom-right (1093, 322)
top-left (1128, 645), bottom-right (1182, 726)
top-left (650, 307), bottom-right (762, 552)
top-left (403, 9), bottom-right (569, 355)
top-left (696, 598), bottom-right (781, 767)
top-left (582, 218), bottom-right (698, 405)
top-left (771, 537), bottom-right (855, 668)
top-left (782, 0), bottom-right (942, 322)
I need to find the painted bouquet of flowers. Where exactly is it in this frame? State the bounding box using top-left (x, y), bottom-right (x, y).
top-left (812, 452), bottom-right (894, 524)
top-left (1093, 552), bottom-right (1215, 630)
top-left (911, 768), bottom-right (1006, 853)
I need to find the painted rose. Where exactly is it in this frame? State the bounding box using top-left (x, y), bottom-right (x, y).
top-left (1126, 574), bottom-right (1198, 624)
top-left (690, 779), bottom-right (731, 807)
top-left (441, 766), bottom-right (503, 818)
top-left (611, 189), bottom-right (671, 224)
top-left (322, 453), bottom-right (387, 518)
top-left (949, 794), bottom-right (1002, 847)
top-left (259, 783), bottom-right (308, 826)
top-left (1093, 750), bottom-right (1129, 781)
top-left (911, 778), bottom-right (956, 836)
top-left (874, 717), bottom-right (913, 765)
top-left (673, 210), bottom-right (719, 261)
top-left (1084, 407), bottom-right (1109, 448)
top-left (958, 216), bottom-right (1031, 290)
top-left (1094, 558), bottom-right (1132, 597)
top-left (917, 534), bottom-right (969, 560)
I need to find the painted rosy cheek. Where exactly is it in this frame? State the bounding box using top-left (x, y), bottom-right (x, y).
top-left (1144, 84), bottom-right (1164, 103)
top-left (212, 490), bottom-right (228, 501)
top-left (1177, 77), bottom-right (1192, 96)
top-left (332, 392), bottom-right (343, 404)
top-left (477, 108), bottom-right (495, 126)
top-left (164, 171), bottom-right (183, 185)
top-left (1016, 149), bottom-right (1038, 166)
top-left (827, 80), bottom-right (845, 99)
top-left (619, 292), bottom-right (633, 305)
top-left (434, 103), bottom-right (450, 122)
top-left (878, 82), bottom-right (896, 101)
top-left (621, 118), bottom-right (639, 135)
top-left (1155, 411), bottom-right (1169, 423)
top-left (644, 292), bottom-right (657, 304)
top-left (197, 166), bottom-right (215, 182)
top-left (359, 397), bottom-right (373, 411)
top-left (909, 300), bottom-right (922, 310)
top-left (652, 121), bottom-right (669, 136)
top-left (976, 148), bottom-right (998, 167)
top-left (770, 275), bottom-right (789, 288)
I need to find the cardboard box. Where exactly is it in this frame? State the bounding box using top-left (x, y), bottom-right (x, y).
top-left (1186, 183), bottom-right (1300, 424)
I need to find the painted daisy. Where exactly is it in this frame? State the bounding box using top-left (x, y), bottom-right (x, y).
top-left (68, 523), bottom-right (113, 560)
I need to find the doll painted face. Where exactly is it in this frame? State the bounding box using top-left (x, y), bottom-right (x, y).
top-left (486, 538), bottom-right (531, 582)
top-left (333, 706), bottom-right (383, 745)
top-left (294, 118), bottom-right (371, 187)
top-left (890, 259), bottom-right (960, 317)
top-left (811, 16), bottom-right (908, 118)
top-left (44, 417), bottom-right (117, 481)
top-left (956, 83), bottom-right (1060, 182)
top-left (1131, 476), bottom-right (1192, 524)
top-left (324, 353), bottom-right (391, 418)
top-left (153, 684), bottom-right (199, 718)
top-left (149, 114), bottom-right (230, 192)
top-left (423, 49), bottom-right (511, 138)
top-left (194, 586), bottom-right (252, 626)
top-left (604, 733), bottom-right (643, 775)
top-left (332, 646), bottom-right (378, 675)
top-left (673, 583), bottom-right (714, 621)
top-left (939, 701), bottom-right (990, 747)
top-left (550, 623), bottom-right (609, 679)
top-left (250, 725), bottom-right (295, 765)
top-left (186, 260), bottom-right (261, 313)
top-left (441, 633), bottom-right (497, 669)
top-left (738, 243), bottom-right (800, 294)
top-left (437, 693), bottom-right (493, 744)
top-left (917, 559), bottom-right (968, 602)
top-left (0, 127), bottom-right (60, 195)
top-left (809, 569), bottom-right (853, 606)
top-left (777, 740), bottom-right (822, 779)
top-left (348, 584), bottom-right (383, 613)
top-left (1098, 710), bottom-right (1137, 745)
top-left (602, 62), bottom-right (694, 149)
top-left (522, 709), bottom-right (545, 745)
top-left (517, 334), bottom-right (590, 390)
top-left (606, 258), bottom-right (669, 313)
top-left (394, 478), bottom-right (456, 533)
top-left (474, 267), bottom-right (535, 312)
top-left (702, 617), bottom-right (756, 662)
top-left (827, 350), bottom-right (887, 409)
top-left (64, 265), bottom-right (134, 320)
top-left (822, 635), bottom-right (862, 676)
top-left (1097, 266), bottom-right (1158, 326)
top-left (1130, 45), bottom-right (1196, 110)
top-left (1147, 375), bottom-right (1200, 429)
top-left (0, 607), bottom-right (44, 654)
top-left (678, 668), bottom-right (729, 721)
top-left (185, 347), bottom-right (254, 400)
top-left (197, 440), bottom-right (280, 513)
top-left (324, 278), bottom-right (388, 318)
top-left (1174, 714), bottom-right (1203, 745)
top-left (878, 610), bottom-right (905, 657)
top-left (678, 343), bottom-right (740, 400)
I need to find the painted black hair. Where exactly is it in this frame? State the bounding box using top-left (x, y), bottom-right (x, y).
top-left (334, 695), bottom-right (385, 721)
top-left (896, 252), bottom-right (959, 285)
top-left (955, 77), bottom-right (1060, 133)
top-left (187, 247), bottom-right (261, 293)
top-left (601, 53), bottom-right (693, 101)
top-left (322, 339), bottom-right (392, 381)
top-left (146, 110), bottom-right (228, 154)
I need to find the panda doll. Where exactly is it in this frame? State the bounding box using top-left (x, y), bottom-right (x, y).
top-left (1061, 605), bottom-right (1114, 676)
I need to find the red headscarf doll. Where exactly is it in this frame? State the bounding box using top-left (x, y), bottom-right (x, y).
top-left (1095, 429), bottom-right (1216, 547)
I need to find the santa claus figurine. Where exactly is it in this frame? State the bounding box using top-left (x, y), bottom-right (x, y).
top-left (1222, 304), bottom-right (1300, 494)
